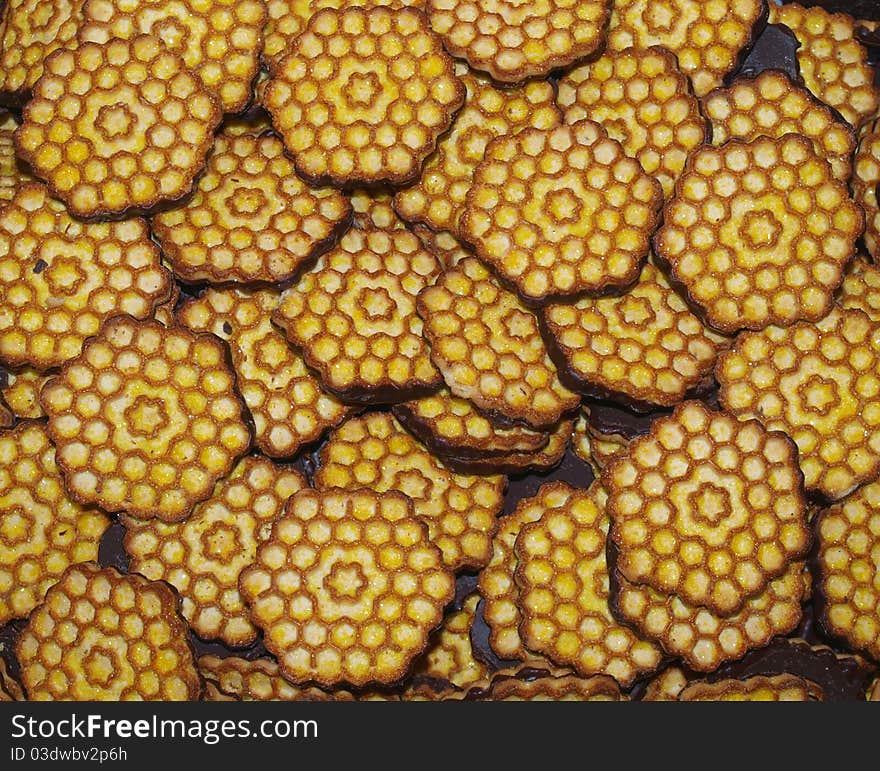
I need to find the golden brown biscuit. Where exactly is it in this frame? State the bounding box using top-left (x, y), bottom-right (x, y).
top-left (839, 257), bottom-right (880, 321)
top-left (411, 225), bottom-right (472, 269)
top-left (221, 112), bottom-right (274, 137)
top-left (0, 112), bottom-right (33, 202)
top-left (0, 367), bottom-right (48, 419)
top-left (852, 118), bottom-right (880, 262)
top-left (572, 409), bottom-right (629, 471)
top-left (41, 316), bottom-right (252, 521)
top-left (16, 563), bottom-right (201, 700)
top-left (678, 674), bottom-right (823, 701)
top-left (0, 659), bottom-right (23, 701)
top-left (151, 283), bottom-right (179, 328)
top-left (414, 593), bottom-right (489, 688)
top-left (0, 397), bottom-right (12, 428)
top-left (641, 665), bottom-right (689, 701)
top-left (199, 655), bottom-right (354, 701)
top-left (351, 188), bottom-right (406, 231)
top-left (203, 681), bottom-right (237, 701)
top-left (483, 673), bottom-right (624, 701)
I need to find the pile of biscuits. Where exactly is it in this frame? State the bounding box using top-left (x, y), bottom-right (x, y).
top-left (1, 0), bottom-right (880, 702)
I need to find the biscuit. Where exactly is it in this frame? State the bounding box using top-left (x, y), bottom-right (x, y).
top-left (768, 3), bottom-right (879, 129)
top-left (394, 65), bottom-right (560, 236)
top-left (401, 678), bottom-right (463, 701)
top-left (702, 70), bottom-right (857, 182)
top-left (542, 262), bottom-right (729, 410)
top-left (607, 0), bottom-right (766, 98)
top-left (871, 678), bottom-right (880, 701)
top-left (462, 121), bottom-right (662, 304)
top-left (0, 421), bottom-right (111, 624)
top-left (483, 673), bottom-right (624, 701)
top-left (0, 397), bottom-right (13, 427)
top-left (123, 456), bottom-right (306, 647)
top-left (16, 563), bottom-right (201, 700)
top-left (0, 367), bottom-right (48, 420)
top-left (411, 225), bottom-right (472, 270)
top-left (274, 228), bottom-right (442, 404)
top-left (654, 135), bottom-right (862, 333)
top-left (222, 112), bottom-right (274, 138)
top-left (351, 188), bottom-right (406, 231)
top-left (640, 665), bottom-right (688, 701)
top-left (852, 118), bottom-right (880, 261)
top-left (0, 183), bottom-right (172, 371)
top-left (17, 35), bottom-right (222, 218)
top-left (426, 0), bottom-right (610, 84)
top-left (604, 401), bottom-right (810, 615)
top-left (839, 257), bottom-right (880, 321)
top-left (199, 655), bottom-right (354, 701)
top-left (41, 315), bottom-right (252, 521)
top-left (203, 681), bottom-right (237, 701)
top-left (514, 481), bottom-right (664, 686)
top-left (177, 288), bottom-right (352, 458)
top-left (314, 412), bottom-right (505, 571)
top-left (557, 46), bottom-right (706, 199)
top-left (263, 7), bottom-right (464, 187)
top-left (239, 487), bottom-right (455, 686)
top-left (716, 308), bottom-right (880, 500)
top-left (677, 674), bottom-right (823, 701)
top-left (417, 257), bottom-right (579, 429)
top-left (154, 132), bottom-right (350, 286)
top-left (572, 409), bottom-right (628, 470)
top-left (0, 659), bottom-right (23, 701)
top-left (151, 283), bottom-right (179, 328)
top-left (0, 112), bottom-right (33, 202)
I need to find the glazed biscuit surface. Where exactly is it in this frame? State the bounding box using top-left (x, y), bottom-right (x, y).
top-left (0, 113), bottom-right (33, 202)
top-left (0, 367), bottom-right (48, 419)
top-left (415, 592), bottom-right (489, 688)
top-left (853, 118), bottom-right (880, 262)
top-left (411, 225), bottom-right (473, 270)
top-left (839, 258), bottom-right (880, 322)
top-left (641, 665), bottom-right (689, 701)
top-left (351, 188), bottom-right (406, 231)
top-left (677, 674), bottom-right (823, 701)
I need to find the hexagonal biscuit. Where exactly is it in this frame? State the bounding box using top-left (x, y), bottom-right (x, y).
top-left (716, 308), bottom-right (880, 500)
top-left (0, 183), bottom-right (172, 371)
top-left (614, 562), bottom-right (808, 672)
top-left (462, 121), bottom-right (662, 304)
top-left (654, 134), bottom-right (863, 333)
top-left (16, 563), bottom-right (201, 700)
top-left (393, 65), bottom-right (561, 236)
top-left (557, 46), bottom-right (706, 199)
top-left (351, 188), bottom-right (406, 231)
top-left (0, 659), bottom-right (23, 701)
top-left (239, 487), bottom-right (455, 686)
top-left (314, 412), bottom-right (505, 571)
top-left (678, 674), bottom-right (824, 701)
top-left (178, 288), bottom-right (352, 458)
top-left (263, 7), bottom-right (464, 187)
top-left (417, 257), bottom-right (579, 429)
top-left (641, 665), bottom-right (689, 701)
top-left (839, 258), bottom-right (880, 322)
top-left (123, 456), bottom-right (307, 647)
top-left (543, 262), bottom-right (730, 410)
top-left (607, 0), bottom-right (767, 98)
top-left (0, 367), bottom-right (48, 419)
top-left (411, 225), bottom-right (472, 269)
top-left (273, 228), bottom-right (442, 403)
top-left (483, 673), bottom-right (624, 701)
top-left (604, 401), bottom-right (810, 615)
top-left (852, 118), bottom-right (880, 261)
top-left (0, 113), bottom-right (33, 203)
top-left (514, 481), bottom-right (664, 686)
top-left (768, 3), bottom-right (879, 129)
top-left (154, 133), bottom-right (350, 285)
top-left (0, 421), bottom-right (111, 624)
top-left (41, 315), bottom-right (252, 521)
top-left (16, 35), bottom-right (222, 218)
top-left (702, 70), bottom-right (857, 182)
top-left (427, 0), bottom-right (610, 84)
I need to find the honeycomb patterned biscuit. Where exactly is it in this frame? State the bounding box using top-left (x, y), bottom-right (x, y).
top-left (557, 46), bottom-right (706, 199)
top-left (514, 481), bottom-right (664, 686)
top-left (702, 70), bottom-right (857, 183)
top-left (0, 659), bottom-right (23, 701)
top-left (654, 134), bottom-right (863, 333)
top-left (768, 3), bottom-right (879, 130)
top-left (839, 258), bottom-right (880, 321)
top-left (203, 681), bottom-right (236, 701)
top-left (414, 592), bottom-right (488, 688)
top-left (542, 262), bottom-right (730, 410)
top-left (417, 257), bottom-right (579, 429)
top-left (123, 456), bottom-right (306, 647)
top-left (263, 7), bottom-right (465, 187)
top-left (17, 35), bottom-right (222, 218)
top-left (0, 367), bottom-right (48, 419)
top-left (0, 421), bottom-right (111, 624)
top-left (16, 563), bottom-right (201, 700)
top-left (393, 65), bottom-right (561, 236)
top-left (604, 401), bottom-right (810, 615)
top-left (177, 288), bottom-right (351, 458)
top-left (677, 674), bottom-right (824, 701)
top-left (573, 410), bottom-right (629, 471)
top-left (40, 315), bottom-right (252, 521)
top-left (273, 228), bottom-right (442, 403)
top-left (239, 487), bottom-right (455, 686)
top-left (411, 225), bottom-right (472, 270)
top-left (351, 188), bottom-right (406, 231)
top-left (151, 283), bottom-right (179, 328)
top-left (314, 412), bottom-right (505, 571)
top-left (716, 308), bottom-right (880, 500)
top-left (614, 562), bottom-right (808, 672)
top-left (641, 665), bottom-right (689, 700)
top-left (0, 113), bottom-right (33, 202)
top-left (0, 183), bottom-right (172, 371)
top-left (483, 673), bottom-right (624, 701)
top-left (852, 118), bottom-right (880, 262)
top-left (462, 121), bottom-right (662, 304)
top-left (427, 0), bottom-right (610, 84)
top-left (607, 0), bottom-right (767, 98)
top-left (221, 112), bottom-right (274, 137)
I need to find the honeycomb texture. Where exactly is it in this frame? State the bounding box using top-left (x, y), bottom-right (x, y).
top-left (417, 257), bottom-right (579, 429)
top-left (0, 659), bottom-right (23, 701)
top-left (462, 121), bottom-right (662, 303)
top-left (607, 0), bottom-right (766, 98)
top-left (641, 665), bottom-right (688, 700)
top-left (677, 674), bottom-right (824, 701)
top-left (852, 118), bottom-right (880, 261)
top-left (0, 183), bottom-right (172, 370)
top-left (414, 592), bottom-right (488, 688)
top-left (177, 288), bottom-right (352, 459)
top-left (351, 188), bottom-right (406, 230)
top-left (839, 258), bottom-right (880, 322)
top-left (1, 367), bottom-right (49, 419)
top-left (40, 316), bottom-right (252, 521)
top-left (557, 46), bottom-right (706, 198)
top-left (654, 135), bottom-right (863, 333)
top-left (483, 673), bottom-right (623, 701)
top-left (123, 456), bottom-right (307, 647)
top-left (263, 7), bottom-right (464, 186)
top-left (17, 35), bottom-right (222, 218)
top-left (239, 488), bottom-right (455, 686)
top-left (0, 114), bottom-right (33, 202)
top-left (314, 412), bottom-right (505, 571)
top-left (543, 262), bottom-right (730, 409)
top-left (716, 308), bottom-right (880, 500)
top-left (604, 401), bottom-right (810, 615)
top-left (0, 421), bottom-right (111, 624)
top-left (154, 132), bottom-right (351, 285)
top-left (412, 225), bottom-right (472, 269)
top-left (427, 0), bottom-right (611, 84)
top-left (16, 563), bottom-right (201, 700)
top-left (273, 228), bottom-right (442, 403)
